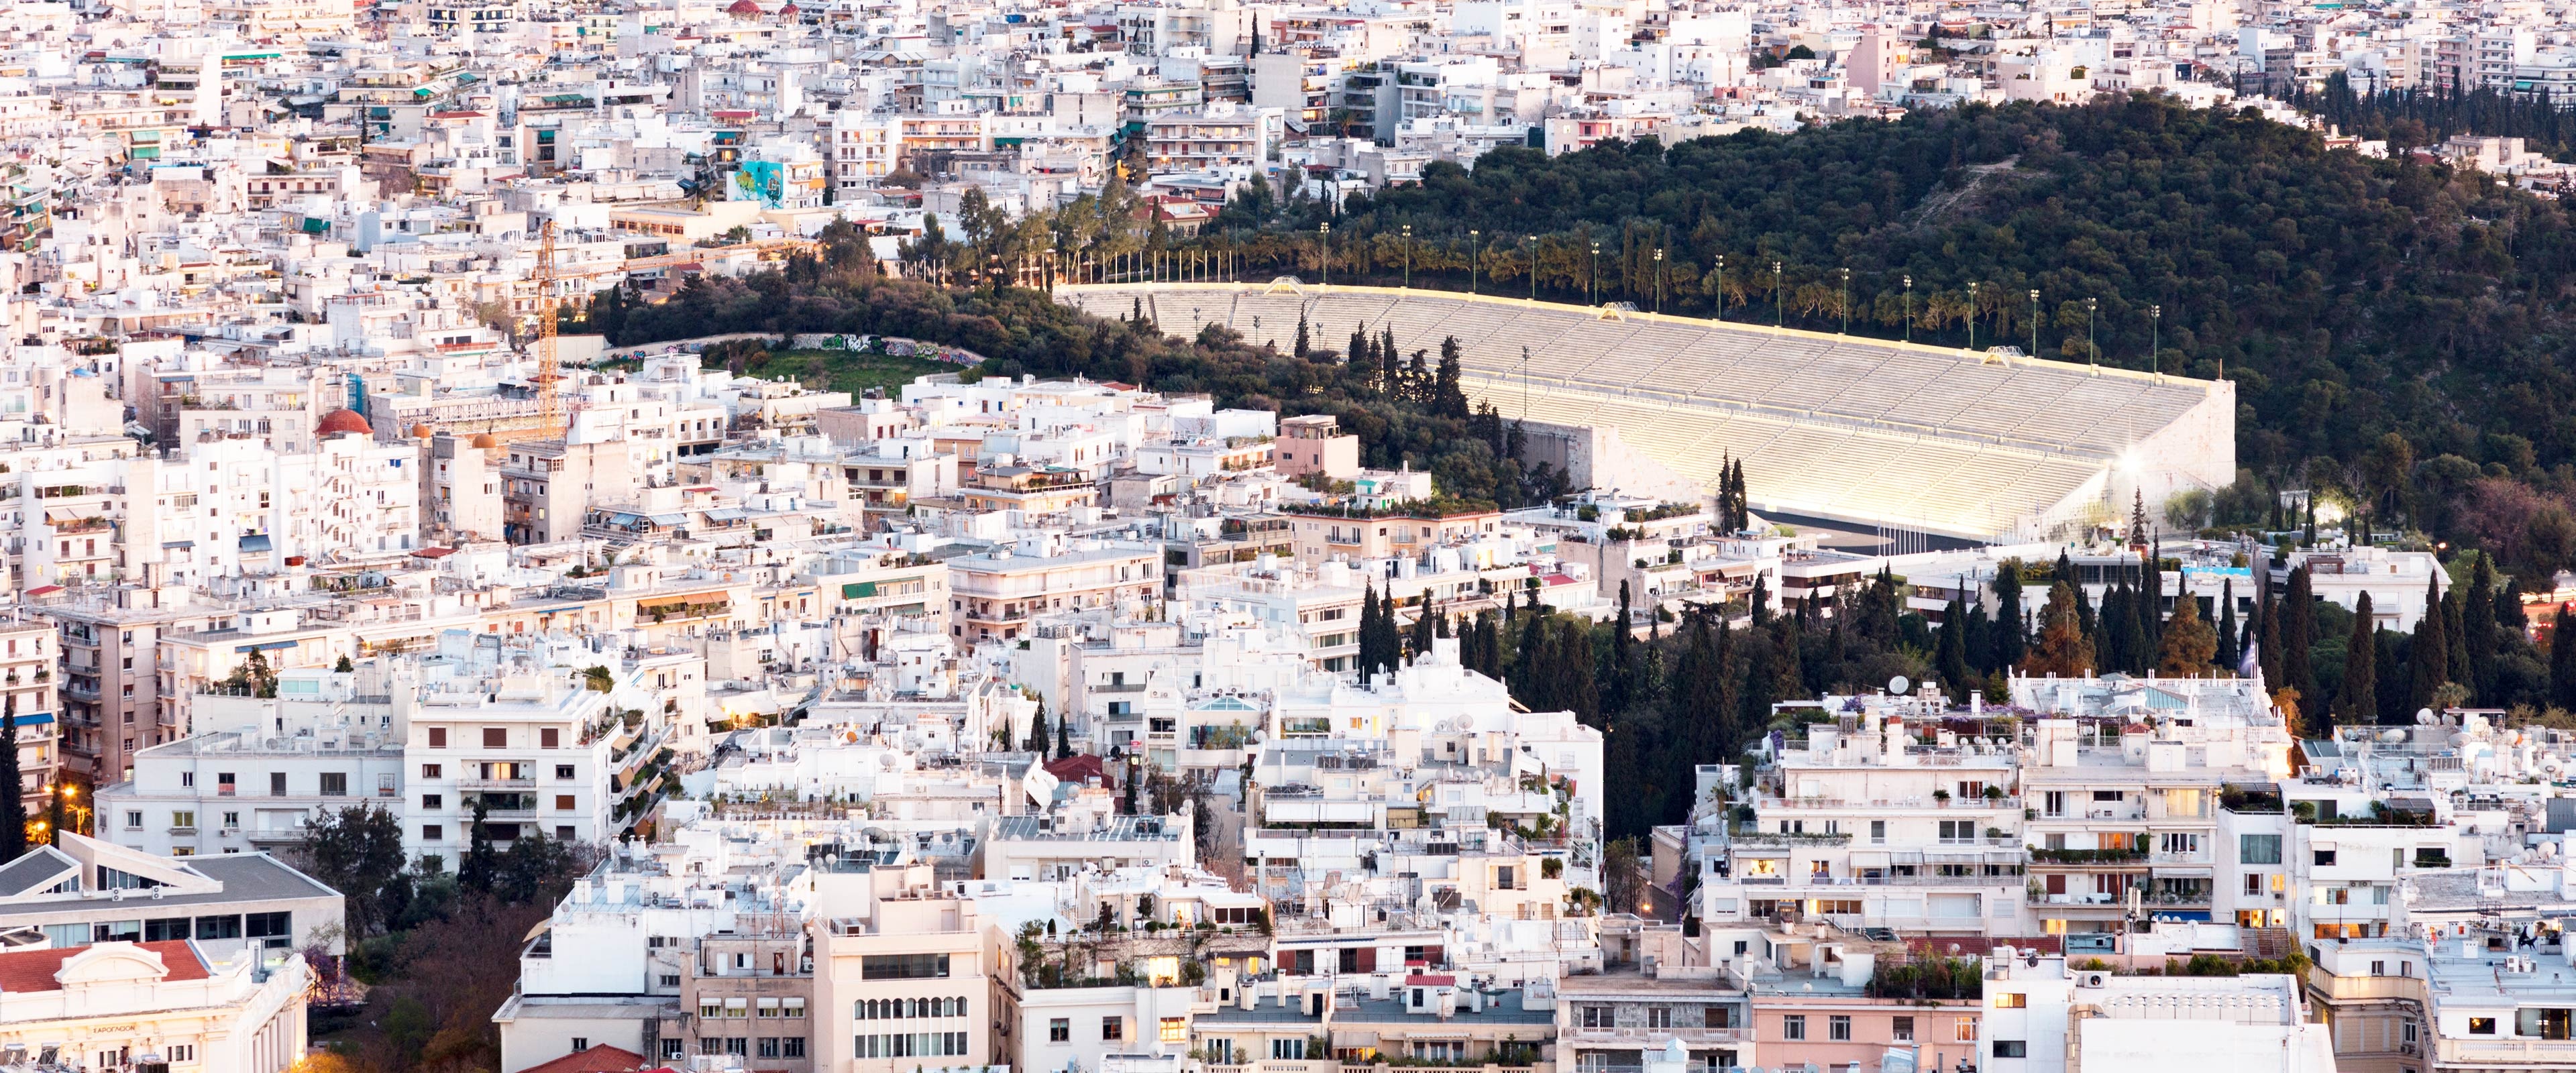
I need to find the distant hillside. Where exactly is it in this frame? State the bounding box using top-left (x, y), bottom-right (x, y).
top-left (1205, 95), bottom-right (2576, 570)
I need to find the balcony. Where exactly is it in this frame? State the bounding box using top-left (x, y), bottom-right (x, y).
top-left (460, 777), bottom-right (539, 791)
top-left (1564, 1025), bottom-right (1742, 1046)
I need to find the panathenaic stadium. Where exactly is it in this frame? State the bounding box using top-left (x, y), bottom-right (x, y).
top-left (1059, 282), bottom-right (2235, 544)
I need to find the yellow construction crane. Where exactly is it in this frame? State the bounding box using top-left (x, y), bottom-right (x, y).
top-left (533, 219), bottom-right (564, 441)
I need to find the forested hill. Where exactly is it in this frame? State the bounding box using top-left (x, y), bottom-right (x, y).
top-left (592, 95), bottom-right (2576, 577)
top-left (1256, 95), bottom-right (2576, 500)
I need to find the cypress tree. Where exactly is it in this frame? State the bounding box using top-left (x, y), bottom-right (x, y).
top-left (2258, 585), bottom-right (2283, 686)
top-left (1937, 596), bottom-right (1972, 701)
top-left (1607, 582), bottom-right (1635, 715)
top-left (1057, 711), bottom-right (1073, 759)
top-left (1749, 575), bottom-right (1771, 626)
top-left (1295, 314), bottom-right (1312, 360)
top-left (2336, 592), bottom-right (2377, 725)
top-left (2283, 567), bottom-right (2317, 703)
top-left (2445, 589), bottom-right (2470, 699)
top-left (1349, 325), bottom-right (1371, 370)
top-left (1992, 564), bottom-right (2027, 670)
top-left (1024, 700), bottom-right (1049, 753)
top-left (1408, 600), bottom-right (1434, 663)
top-left (2466, 556), bottom-right (2498, 704)
top-left (0, 701), bottom-right (21, 862)
top-left (2410, 573), bottom-right (2449, 711)
top-left (2553, 606), bottom-right (2576, 713)
top-left (2218, 579), bottom-right (2239, 671)
top-left (2157, 591), bottom-right (2218, 677)
top-left (2141, 544), bottom-right (2165, 653)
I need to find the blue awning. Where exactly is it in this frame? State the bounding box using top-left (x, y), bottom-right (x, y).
top-left (2149, 911), bottom-right (2212, 922)
top-left (239, 534), bottom-right (272, 552)
top-left (3, 712), bottom-right (52, 727)
top-left (162, 541), bottom-right (195, 550)
top-left (235, 640), bottom-right (299, 653)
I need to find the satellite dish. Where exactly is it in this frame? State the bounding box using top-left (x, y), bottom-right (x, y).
top-left (2417, 708), bottom-right (2436, 724)
top-left (2381, 729), bottom-right (2407, 744)
top-left (1889, 675), bottom-right (1911, 696)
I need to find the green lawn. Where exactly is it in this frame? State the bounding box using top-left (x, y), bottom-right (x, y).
top-left (747, 349), bottom-right (959, 396)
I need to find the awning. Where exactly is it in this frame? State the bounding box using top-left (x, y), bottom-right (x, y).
top-left (1848, 850), bottom-right (1891, 867)
top-left (239, 534), bottom-right (272, 552)
top-left (42, 507), bottom-right (87, 524)
top-left (235, 640), bottom-right (299, 653)
top-left (3, 712), bottom-right (53, 727)
top-left (2149, 910), bottom-right (2212, 922)
top-left (162, 541), bottom-right (195, 550)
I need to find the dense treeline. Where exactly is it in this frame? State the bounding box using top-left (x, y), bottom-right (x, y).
top-left (578, 225), bottom-right (1572, 509)
top-left (2286, 73), bottom-right (2576, 164)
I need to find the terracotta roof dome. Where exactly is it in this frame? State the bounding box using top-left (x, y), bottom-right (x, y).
top-left (471, 433), bottom-right (501, 449)
top-left (411, 423), bottom-right (435, 439)
top-left (724, 0), bottom-right (761, 14)
top-left (317, 408), bottom-right (372, 437)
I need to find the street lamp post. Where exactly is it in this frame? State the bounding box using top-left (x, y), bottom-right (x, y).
top-left (1715, 254), bottom-right (1726, 321)
top-left (1967, 281), bottom-right (1979, 351)
top-left (2028, 289), bottom-right (2040, 359)
top-left (1468, 230), bottom-right (1481, 294)
top-left (1403, 224), bottom-right (1413, 288)
top-left (1527, 235), bottom-right (1538, 302)
top-left (1653, 248), bottom-right (1664, 313)
top-left (2151, 304), bottom-right (2162, 377)
top-left (1839, 268), bottom-right (1851, 335)
top-left (1902, 274), bottom-right (1913, 343)
top-left (1772, 262), bottom-right (1783, 327)
top-left (1320, 222), bottom-right (1331, 287)
top-left (1590, 242), bottom-right (1601, 306)
top-left (2086, 297), bottom-right (2098, 371)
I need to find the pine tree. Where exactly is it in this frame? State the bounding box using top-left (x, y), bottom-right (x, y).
top-left (2336, 592), bottom-right (2377, 724)
top-left (2129, 489), bottom-right (2151, 545)
top-left (1294, 315), bottom-right (1311, 360)
top-left (2023, 582), bottom-right (2096, 678)
top-left (2159, 592), bottom-right (2218, 677)
top-left (459, 799), bottom-right (497, 892)
top-left (2410, 573), bottom-right (2450, 712)
top-left (1434, 337), bottom-right (1468, 418)
top-left (1992, 563), bottom-right (2027, 670)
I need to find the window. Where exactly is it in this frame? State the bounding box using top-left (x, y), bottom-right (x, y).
top-left (1160, 1018), bottom-right (1186, 1043)
top-left (1647, 1007), bottom-right (1673, 1029)
top-left (171, 810), bottom-right (195, 830)
top-left (861, 953), bottom-right (950, 980)
top-left (2314, 849), bottom-right (2338, 867)
top-left (756, 1039), bottom-right (779, 1059)
top-left (180, 771), bottom-right (193, 788)
top-left (2471, 1018), bottom-right (2498, 1035)
top-left (1273, 1039), bottom-right (1306, 1060)
top-left (702, 1001), bottom-right (724, 1019)
top-left (572, 1039), bottom-right (589, 1054)
top-left (1892, 1016), bottom-right (1915, 1042)
top-left (483, 727), bottom-right (506, 748)
top-left (423, 795), bottom-right (443, 809)
top-left (783, 998), bottom-right (805, 1018)
top-left (421, 764), bottom-right (443, 779)
top-left (423, 825), bottom-right (443, 841)
top-left (725, 999), bottom-right (750, 1018)
top-left (542, 728), bottom-right (559, 748)
top-left (1049, 1019), bottom-right (1069, 1043)
top-left (725, 1039), bottom-right (747, 1056)
top-left (783, 1039), bottom-right (806, 1058)
top-left (1829, 1015), bottom-right (1851, 1041)
top-left (1871, 820), bottom-right (1886, 844)
top-left (270, 772), bottom-right (287, 796)
top-left (1705, 1007), bottom-right (1732, 1029)
top-left (1583, 1005), bottom-right (1611, 1029)
top-left (427, 728), bottom-right (447, 748)
top-left (757, 999), bottom-right (782, 1018)
top-left (1993, 993), bottom-right (2027, 1009)
top-left (193, 914), bottom-right (242, 940)
top-left (2240, 834), bottom-right (2282, 864)
top-left (167, 1046), bottom-right (194, 1064)
top-left (1993, 1041), bottom-right (2027, 1059)
top-left (1102, 1017), bottom-right (1124, 1041)
top-left (123, 811), bottom-right (142, 830)
top-left (221, 811), bottom-right (239, 830)
top-left (555, 765), bottom-right (576, 779)
top-left (1782, 1015), bottom-right (1807, 1041)
top-left (555, 795), bottom-right (576, 810)
top-left (319, 773), bottom-right (348, 797)
top-left (1955, 1019), bottom-right (1978, 1042)
top-left (246, 911), bottom-right (291, 946)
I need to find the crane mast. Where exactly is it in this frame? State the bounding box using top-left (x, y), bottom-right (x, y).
top-left (535, 219), bottom-right (563, 441)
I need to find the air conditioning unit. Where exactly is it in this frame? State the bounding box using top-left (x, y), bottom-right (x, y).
top-left (2078, 972), bottom-right (2110, 989)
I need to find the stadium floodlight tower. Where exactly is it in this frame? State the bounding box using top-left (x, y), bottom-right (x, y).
top-left (1902, 275), bottom-right (1913, 343)
top-left (1967, 282), bottom-right (1980, 351)
top-left (1468, 230), bottom-right (1481, 294)
top-left (1319, 222), bottom-right (1331, 287)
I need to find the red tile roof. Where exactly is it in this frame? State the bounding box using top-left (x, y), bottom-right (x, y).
top-left (517, 1044), bottom-right (654, 1073)
top-left (0, 940), bottom-right (208, 993)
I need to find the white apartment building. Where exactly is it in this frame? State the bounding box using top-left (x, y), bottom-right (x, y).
top-left (0, 939), bottom-right (309, 1073)
top-left (99, 667), bottom-right (407, 857)
top-left (1981, 950), bottom-right (2334, 1073)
